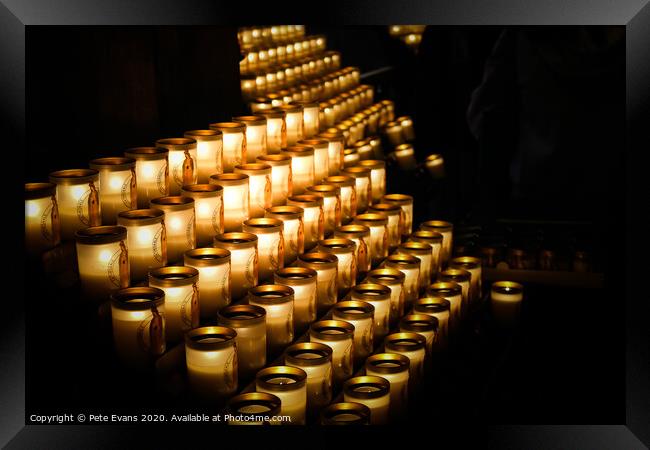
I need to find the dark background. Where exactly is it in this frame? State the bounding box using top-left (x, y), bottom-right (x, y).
top-left (24, 26), bottom-right (625, 426)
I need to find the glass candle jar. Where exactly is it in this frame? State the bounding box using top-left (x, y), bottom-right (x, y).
top-left (291, 101), bottom-right (319, 138)
top-left (25, 182), bottom-right (60, 255)
top-left (184, 248), bottom-right (231, 319)
top-left (450, 256), bottom-right (483, 308)
top-left (226, 392), bottom-right (281, 425)
top-left (342, 166), bottom-right (371, 213)
top-left (393, 144), bottom-right (417, 171)
top-left (368, 204), bottom-right (403, 252)
top-left (248, 284), bottom-right (294, 355)
top-left (365, 353), bottom-right (410, 418)
top-left (332, 300), bottom-right (375, 363)
top-left (250, 97), bottom-right (274, 114)
top-left (420, 220), bottom-right (453, 267)
top-left (309, 320), bottom-right (355, 386)
top-left (276, 104), bottom-right (304, 145)
top-left (366, 268), bottom-right (406, 327)
top-left (88, 157), bottom-right (136, 225)
top-left (398, 242), bottom-right (433, 291)
top-left (254, 109), bottom-right (286, 154)
top-left (437, 269), bottom-right (470, 320)
top-left (180, 184), bottom-right (223, 247)
top-left (320, 402), bottom-right (371, 425)
top-left (306, 184), bottom-right (341, 236)
top-left (382, 194), bottom-right (413, 238)
top-left (316, 238), bottom-right (357, 298)
top-left (265, 205), bottom-right (304, 264)
top-left (323, 176), bottom-right (356, 224)
top-left (490, 281), bottom-right (524, 327)
top-left (209, 122), bottom-right (246, 172)
top-left (350, 283), bottom-right (391, 341)
top-left (343, 376), bottom-right (391, 425)
top-left (76, 226), bottom-right (130, 300)
top-left (117, 209), bottom-right (165, 282)
top-left (353, 140), bottom-right (373, 161)
top-left (183, 129), bottom-right (223, 183)
top-left (243, 218), bottom-right (284, 282)
top-left (234, 164), bottom-right (272, 218)
top-left (357, 160), bottom-right (386, 204)
top-left (400, 314), bottom-right (437, 358)
top-left (214, 232), bottom-right (258, 300)
top-left (385, 254), bottom-right (421, 311)
top-left (155, 138), bottom-right (198, 196)
top-left (297, 139), bottom-right (329, 183)
top-left (353, 213), bottom-right (388, 267)
top-left (232, 116), bottom-right (267, 163)
top-left (383, 121), bottom-right (404, 147)
top-left (218, 304), bottom-right (266, 380)
top-left (256, 366), bottom-right (307, 425)
top-left (396, 116), bottom-right (415, 141)
top-left (425, 154), bottom-right (445, 179)
top-left (209, 173), bottom-right (250, 232)
top-left (110, 287), bottom-right (165, 370)
top-left (149, 196), bottom-right (195, 263)
top-left (287, 194), bottom-right (324, 251)
top-left (413, 297), bottom-right (450, 352)
top-left (185, 326), bottom-right (238, 401)
top-left (297, 252), bottom-right (338, 316)
top-left (148, 266), bottom-right (199, 343)
top-left (368, 135), bottom-right (384, 159)
top-left (408, 230), bottom-right (443, 278)
top-left (281, 146), bottom-right (314, 195)
top-left (274, 267), bottom-right (317, 335)
top-left (384, 332), bottom-right (426, 389)
top-left (49, 169), bottom-right (101, 240)
top-left (317, 130), bottom-right (345, 175)
top-left (124, 147), bottom-right (169, 210)
top-left (284, 342), bottom-right (333, 415)
top-left (334, 224), bottom-right (371, 277)
top-left (256, 154), bottom-right (292, 206)
top-left (343, 148), bottom-right (360, 168)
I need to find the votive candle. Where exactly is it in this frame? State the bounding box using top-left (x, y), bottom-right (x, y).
top-left (218, 304), bottom-right (266, 380)
top-left (155, 138), bottom-right (198, 195)
top-left (274, 267), bottom-right (318, 335)
top-left (209, 173), bottom-right (249, 232)
top-left (49, 169), bottom-right (101, 240)
top-left (185, 247), bottom-right (231, 320)
top-left (149, 196), bottom-right (195, 263)
top-left (214, 232), bottom-right (258, 300)
top-left (117, 209), bottom-right (165, 282)
top-left (209, 122), bottom-right (246, 172)
top-left (243, 218), bottom-right (284, 282)
top-left (124, 147), bottom-right (169, 209)
top-left (184, 129), bottom-right (223, 183)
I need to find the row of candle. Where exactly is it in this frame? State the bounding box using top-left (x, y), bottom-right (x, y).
top-left (238, 25), bottom-right (306, 51)
top-left (240, 34), bottom-right (329, 75)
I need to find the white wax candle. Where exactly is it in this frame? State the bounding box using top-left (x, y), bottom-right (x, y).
top-left (254, 110), bottom-right (286, 154)
top-left (369, 204), bottom-right (402, 251)
top-left (310, 321), bottom-right (354, 385)
top-left (306, 184), bottom-right (341, 236)
top-left (184, 130), bottom-right (223, 183)
top-left (256, 154), bottom-right (292, 206)
top-left (214, 233), bottom-right (258, 300)
top-left (185, 248), bottom-right (231, 320)
top-left (413, 298), bottom-right (450, 351)
top-left (366, 268), bottom-right (406, 326)
top-left (25, 183), bottom-right (60, 255)
top-left (317, 131), bottom-right (344, 175)
top-left (490, 281), bottom-right (524, 327)
top-left (385, 334), bottom-right (426, 389)
top-left (365, 354), bottom-right (410, 417)
top-left (400, 314), bottom-right (437, 357)
top-left (156, 138), bottom-right (198, 196)
top-left (354, 214), bottom-right (388, 267)
top-left (265, 206), bottom-right (304, 264)
top-left (233, 117), bottom-right (267, 163)
top-left (386, 255), bottom-right (421, 309)
top-left (450, 256), bottom-right (483, 307)
top-left (248, 285), bottom-right (294, 355)
top-left (343, 377), bottom-right (391, 425)
top-left (397, 242), bottom-right (433, 290)
top-left (281, 146), bottom-right (314, 195)
top-left (117, 209), bottom-right (166, 282)
top-left (89, 158), bottom-right (136, 225)
top-left (124, 147), bottom-right (169, 209)
top-left (279, 105), bottom-right (304, 145)
top-left (49, 169), bottom-right (101, 240)
top-left (284, 343), bottom-right (333, 413)
top-left (243, 218), bottom-right (284, 282)
top-left (332, 302), bottom-right (375, 362)
top-left (148, 267), bottom-right (199, 343)
top-left (421, 221), bottom-right (453, 267)
top-left (274, 267), bottom-right (318, 335)
top-left (298, 138), bottom-right (329, 182)
top-left (149, 197), bottom-right (195, 264)
top-left (210, 173), bottom-right (249, 233)
top-left (297, 253), bottom-right (338, 315)
top-left (358, 160), bottom-right (386, 203)
top-left (393, 144), bottom-right (417, 170)
top-left (209, 122), bottom-right (246, 173)
top-left (256, 367), bottom-right (307, 425)
top-left (218, 304), bottom-right (266, 380)
top-left (351, 284), bottom-right (391, 340)
top-left (342, 167), bottom-right (371, 213)
top-left (382, 194), bottom-right (413, 237)
top-left (234, 164), bottom-right (272, 218)
top-left (181, 184), bottom-right (224, 248)
top-left (287, 195), bottom-right (324, 251)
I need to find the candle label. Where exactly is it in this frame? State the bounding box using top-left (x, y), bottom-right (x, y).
top-left (137, 306), bottom-right (166, 356)
top-left (357, 237), bottom-right (368, 272)
top-left (361, 322), bottom-right (373, 354)
top-left (212, 199), bottom-right (223, 234)
top-left (245, 248), bottom-right (258, 287)
top-left (264, 174), bottom-right (272, 209)
top-left (182, 150), bottom-right (195, 186)
top-left (334, 196), bottom-right (341, 228)
top-left (157, 162), bottom-right (169, 195)
top-left (221, 264), bottom-right (231, 305)
top-left (397, 209), bottom-right (405, 238)
top-left (270, 232), bottom-right (283, 271)
top-left (322, 364), bottom-right (333, 401)
top-left (382, 225), bottom-right (389, 257)
top-left (280, 118), bottom-right (287, 148)
top-left (180, 284), bottom-right (200, 329)
top-left (341, 342), bottom-right (352, 376)
top-left (40, 198), bottom-right (55, 242)
top-left (240, 132), bottom-right (247, 166)
top-left (286, 308), bottom-right (294, 340)
top-left (317, 206), bottom-right (325, 240)
top-left (75, 185), bottom-right (92, 226)
top-left (185, 211), bottom-right (196, 248)
top-left (327, 272), bottom-right (337, 303)
top-left (225, 346), bottom-right (237, 392)
top-left (350, 186), bottom-right (357, 216)
top-left (297, 218), bottom-right (305, 254)
top-left (120, 170), bottom-right (136, 208)
top-left (153, 222), bottom-right (167, 264)
top-left (308, 285), bottom-right (316, 320)
top-left (287, 165), bottom-right (293, 197)
top-left (106, 241), bottom-right (130, 288)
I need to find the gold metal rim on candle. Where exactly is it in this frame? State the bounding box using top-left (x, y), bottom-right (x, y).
top-left (274, 267), bottom-right (317, 285)
top-left (450, 256), bottom-right (481, 270)
top-left (228, 392), bottom-right (281, 418)
top-left (117, 208), bottom-right (165, 226)
top-left (366, 268), bottom-right (406, 284)
top-left (290, 100), bottom-right (318, 108)
top-left (232, 115), bottom-right (267, 126)
top-left (284, 342), bottom-right (332, 367)
top-left (385, 253), bottom-right (420, 269)
top-left (491, 281), bottom-right (523, 295)
top-left (214, 232), bottom-right (258, 249)
top-left (266, 205), bottom-right (304, 220)
top-left (89, 157), bottom-right (136, 171)
top-left (438, 268), bottom-right (471, 283)
top-left (343, 376), bottom-right (390, 400)
top-left (410, 230), bottom-right (443, 243)
top-left (124, 146), bottom-right (169, 161)
top-left (421, 220), bottom-right (453, 232)
top-left (400, 314), bottom-right (438, 333)
top-left (399, 241), bottom-right (432, 255)
top-left (287, 194), bottom-right (323, 207)
top-left (275, 104), bottom-right (303, 113)
top-left (209, 122), bottom-right (246, 133)
top-left (324, 175), bottom-right (355, 187)
top-left (350, 283), bottom-right (391, 301)
top-left (150, 196), bottom-right (195, 211)
top-left (210, 173), bottom-right (249, 186)
top-left (310, 319), bottom-right (355, 341)
top-left (181, 183), bottom-right (224, 198)
top-left (343, 148), bottom-right (357, 157)
top-left (25, 182), bottom-right (56, 199)
top-left (414, 296), bottom-right (451, 313)
top-left (49, 169), bottom-right (99, 185)
top-left (320, 402), bottom-right (371, 425)
top-left (184, 129), bottom-right (223, 141)
top-left (317, 131), bottom-right (344, 143)
top-left (426, 153), bottom-right (444, 164)
top-left (155, 137), bottom-right (197, 150)
top-left (110, 286), bottom-right (164, 310)
top-left (297, 252), bottom-right (338, 269)
top-left (383, 121), bottom-right (401, 130)
top-left (365, 353), bottom-right (410, 374)
top-left (332, 300), bottom-right (375, 320)
top-left (218, 304), bottom-right (266, 326)
top-left (369, 203), bottom-right (401, 216)
top-left (184, 247), bottom-right (231, 266)
top-left (296, 139), bottom-right (329, 148)
top-left (396, 115), bottom-right (412, 124)
top-left (357, 160), bottom-right (385, 170)
top-left (306, 184), bottom-right (340, 197)
top-left (149, 266), bottom-right (199, 287)
top-left (248, 284), bottom-right (294, 305)
top-left (334, 224), bottom-right (371, 239)
top-left (395, 143), bottom-right (413, 152)
top-left (243, 217), bottom-right (283, 233)
top-left (257, 154), bottom-right (291, 166)
top-left (317, 238), bottom-right (355, 254)
top-left (427, 281), bottom-right (462, 297)
top-left (254, 109), bottom-right (286, 119)
top-left (185, 326), bottom-right (237, 351)
top-left (354, 213), bottom-right (388, 225)
top-left (256, 366), bottom-right (307, 391)
top-left (341, 166), bottom-right (371, 177)
top-left (282, 146), bottom-right (314, 157)
top-left (384, 332), bottom-right (426, 352)
top-left (75, 225), bottom-right (127, 245)
top-left (234, 163), bottom-right (272, 175)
